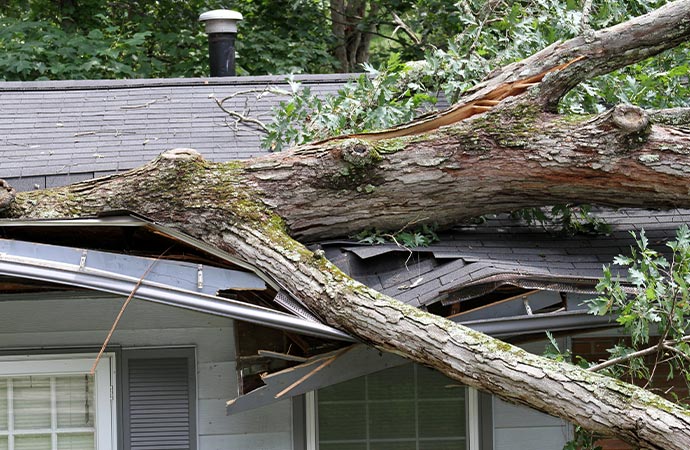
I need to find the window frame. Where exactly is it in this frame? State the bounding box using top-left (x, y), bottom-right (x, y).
top-left (0, 353), bottom-right (117, 450)
top-left (303, 365), bottom-right (483, 450)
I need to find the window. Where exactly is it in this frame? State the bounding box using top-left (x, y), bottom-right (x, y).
top-left (0, 355), bottom-right (115, 450)
top-left (313, 364), bottom-right (473, 450)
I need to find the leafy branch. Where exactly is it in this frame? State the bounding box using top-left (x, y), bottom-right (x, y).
top-left (352, 222), bottom-right (439, 248)
top-left (585, 225), bottom-right (690, 392)
top-left (511, 204), bottom-right (612, 236)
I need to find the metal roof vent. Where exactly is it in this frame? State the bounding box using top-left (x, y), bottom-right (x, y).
top-left (199, 9), bottom-right (243, 77)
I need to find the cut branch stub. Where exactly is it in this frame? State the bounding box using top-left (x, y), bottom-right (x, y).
top-left (0, 180), bottom-right (16, 212)
top-left (609, 104), bottom-right (650, 135)
top-left (160, 148), bottom-right (204, 161)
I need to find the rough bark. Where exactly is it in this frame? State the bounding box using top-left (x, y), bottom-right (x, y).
top-left (330, 0), bottom-right (377, 72)
top-left (3, 2), bottom-right (690, 448)
top-left (5, 148), bottom-right (690, 449)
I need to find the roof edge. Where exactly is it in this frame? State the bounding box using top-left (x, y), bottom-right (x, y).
top-left (0, 73), bottom-right (358, 92)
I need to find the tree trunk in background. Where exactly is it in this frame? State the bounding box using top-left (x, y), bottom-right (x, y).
top-left (330, 0), bottom-right (376, 72)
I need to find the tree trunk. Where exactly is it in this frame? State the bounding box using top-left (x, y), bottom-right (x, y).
top-left (3, 1), bottom-right (690, 448)
top-left (330, 0), bottom-right (376, 72)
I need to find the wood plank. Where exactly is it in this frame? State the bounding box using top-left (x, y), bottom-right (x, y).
top-left (227, 344), bottom-right (407, 414)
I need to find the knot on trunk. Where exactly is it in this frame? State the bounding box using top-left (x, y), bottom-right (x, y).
top-left (154, 148), bottom-right (206, 175)
top-left (610, 104), bottom-right (650, 134)
top-left (160, 148), bottom-right (203, 161)
top-left (0, 179), bottom-right (16, 212)
top-left (341, 140), bottom-right (381, 168)
top-left (588, 104), bottom-right (651, 149)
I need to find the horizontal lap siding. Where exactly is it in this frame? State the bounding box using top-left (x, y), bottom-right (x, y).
top-left (0, 295), bottom-right (293, 450)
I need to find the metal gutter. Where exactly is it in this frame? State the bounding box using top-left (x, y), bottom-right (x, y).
top-left (458, 309), bottom-right (617, 338)
top-left (0, 214), bottom-right (283, 292)
top-left (0, 239), bottom-right (352, 342)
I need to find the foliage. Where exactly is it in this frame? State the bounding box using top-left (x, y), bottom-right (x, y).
top-left (235, 0), bottom-right (338, 75)
top-left (263, 54), bottom-right (436, 151)
top-left (563, 427), bottom-right (604, 450)
top-left (352, 223), bottom-right (439, 248)
top-left (586, 225), bottom-right (690, 392)
top-left (543, 331), bottom-right (572, 363)
top-left (0, 0), bottom-right (337, 80)
top-left (586, 225), bottom-right (690, 404)
top-left (545, 225), bottom-right (690, 449)
top-left (0, 16), bottom-right (150, 80)
top-left (510, 205), bottom-right (612, 236)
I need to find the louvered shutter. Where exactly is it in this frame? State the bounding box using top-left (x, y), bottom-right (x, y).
top-left (122, 349), bottom-right (196, 450)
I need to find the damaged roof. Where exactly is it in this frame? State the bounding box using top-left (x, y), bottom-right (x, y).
top-left (2, 74), bottom-right (689, 338)
top-left (319, 208), bottom-right (690, 309)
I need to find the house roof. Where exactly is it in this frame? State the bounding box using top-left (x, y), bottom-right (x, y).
top-left (2, 74), bottom-right (688, 334)
top-left (319, 207), bottom-right (689, 309)
top-left (0, 74), bottom-right (349, 191)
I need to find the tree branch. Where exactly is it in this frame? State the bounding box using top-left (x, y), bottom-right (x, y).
top-left (454, 0), bottom-right (690, 111)
top-left (650, 108), bottom-right (690, 126)
top-left (5, 143), bottom-right (690, 448)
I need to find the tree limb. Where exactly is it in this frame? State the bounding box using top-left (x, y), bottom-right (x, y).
top-left (651, 108), bottom-right (690, 126)
top-left (5, 145), bottom-right (690, 448)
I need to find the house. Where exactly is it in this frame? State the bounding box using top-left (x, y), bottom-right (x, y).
top-left (0, 72), bottom-right (684, 450)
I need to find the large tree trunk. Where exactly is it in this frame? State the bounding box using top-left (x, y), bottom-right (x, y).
top-left (3, 1), bottom-right (690, 448)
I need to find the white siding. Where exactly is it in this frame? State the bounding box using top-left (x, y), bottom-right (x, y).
top-left (491, 338), bottom-right (570, 450)
top-left (492, 398), bottom-right (570, 450)
top-left (0, 293), bottom-right (293, 450)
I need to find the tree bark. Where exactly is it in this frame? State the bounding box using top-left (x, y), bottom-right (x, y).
top-left (330, 0), bottom-right (376, 72)
top-left (3, 2), bottom-right (690, 448)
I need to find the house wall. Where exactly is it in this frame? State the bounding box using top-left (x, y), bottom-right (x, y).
top-left (492, 398), bottom-right (570, 450)
top-left (490, 339), bottom-right (570, 450)
top-left (0, 292), bottom-right (293, 450)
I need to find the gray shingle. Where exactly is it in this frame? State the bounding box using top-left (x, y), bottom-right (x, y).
top-left (0, 74), bottom-right (351, 182)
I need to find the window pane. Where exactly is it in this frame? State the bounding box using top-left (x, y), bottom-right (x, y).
top-left (58, 433), bottom-right (95, 450)
top-left (15, 434), bottom-right (51, 450)
top-left (318, 376), bottom-right (365, 402)
top-left (318, 402), bottom-right (367, 441)
top-left (417, 366), bottom-right (464, 399)
top-left (13, 377), bottom-right (51, 430)
top-left (56, 375), bottom-right (94, 428)
top-left (368, 365), bottom-right (414, 400)
top-left (369, 400), bottom-right (415, 439)
top-left (0, 436), bottom-right (7, 450)
top-left (0, 380), bottom-right (7, 431)
top-left (419, 400), bottom-right (465, 438)
top-left (318, 364), bottom-right (467, 450)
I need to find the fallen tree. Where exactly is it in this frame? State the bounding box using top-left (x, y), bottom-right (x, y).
top-left (2, 1), bottom-right (690, 448)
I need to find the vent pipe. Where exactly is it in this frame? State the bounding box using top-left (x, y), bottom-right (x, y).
top-left (199, 10), bottom-right (243, 77)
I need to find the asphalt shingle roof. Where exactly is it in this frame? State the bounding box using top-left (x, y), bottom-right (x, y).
top-left (4, 75), bottom-right (689, 315)
top-left (320, 208), bottom-right (690, 308)
top-left (0, 74), bottom-right (350, 190)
